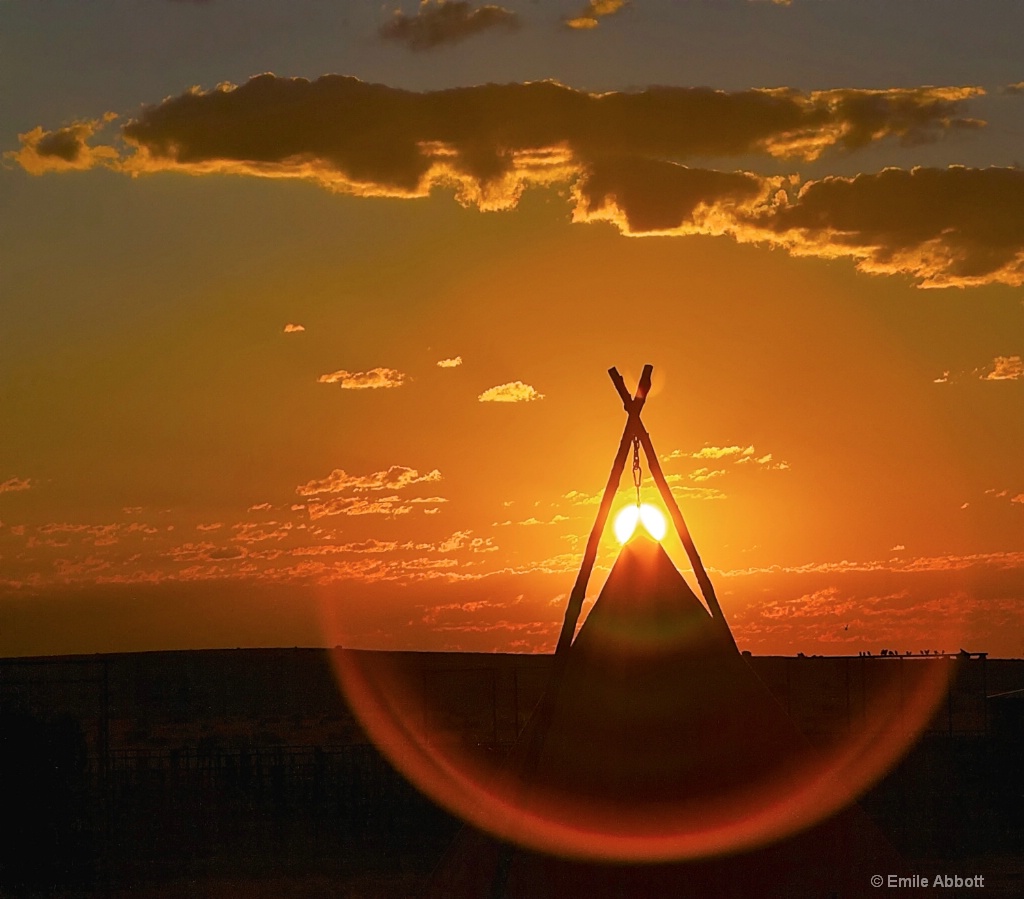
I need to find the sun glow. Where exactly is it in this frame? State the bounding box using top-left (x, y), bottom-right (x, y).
top-left (613, 503), bottom-right (668, 543)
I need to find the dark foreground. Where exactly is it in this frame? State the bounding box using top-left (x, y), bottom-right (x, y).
top-left (1, 649), bottom-right (1021, 897)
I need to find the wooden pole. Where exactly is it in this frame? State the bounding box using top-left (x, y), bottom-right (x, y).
top-left (612, 366), bottom-right (737, 652)
top-left (552, 366), bottom-right (652, 657)
top-left (636, 418), bottom-right (739, 653)
top-left (504, 368), bottom-right (652, 889)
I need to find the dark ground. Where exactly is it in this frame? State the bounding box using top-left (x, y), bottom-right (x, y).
top-left (1, 649), bottom-right (1021, 898)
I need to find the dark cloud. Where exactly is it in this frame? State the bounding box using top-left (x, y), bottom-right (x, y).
top-left (573, 163), bottom-right (1024, 286)
top-left (9, 117), bottom-right (118, 174)
top-left (86, 76), bottom-right (985, 219)
top-left (575, 157), bottom-right (767, 233)
top-left (114, 76), bottom-right (983, 181)
top-left (749, 166), bottom-right (1024, 287)
top-left (820, 88), bottom-right (984, 151)
top-left (379, 1), bottom-right (519, 50)
top-left (35, 128), bottom-right (84, 162)
top-left (15, 76), bottom-right (1020, 285)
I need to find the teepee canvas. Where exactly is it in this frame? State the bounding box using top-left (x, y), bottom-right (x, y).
top-left (528, 532), bottom-right (805, 819)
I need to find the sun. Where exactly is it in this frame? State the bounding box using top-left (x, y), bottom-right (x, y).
top-left (613, 503), bottom-right (667, 543)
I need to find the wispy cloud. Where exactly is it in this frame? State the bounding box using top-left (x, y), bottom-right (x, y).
top-left (0, 477), bottom-right (32, 494)
top-left (689, 468), bottom-right (726, 482)
top-left (979, 355), bottom-right (1024, 381)
top-left (296, 465), bottom-right (444, 520)
top-left (436, 355), bottom-right (463, 368)
top-left (304, 496), bottom-right (413, 520)
top-left (379, 1), bottom-right (519, 50)
top-left (165, 542), bottom-right (245, 563)
top-left (283, 322), bottom-right (305, 333)
top-left (516, 514), bottom-right (569, 526)
top-left (721, 549), bottom-right (1024, 578)
top-left (402, 529), bottom-right (496, 554)
top-left (299, 494), bottom-right (445, 521)
top-left (24, 520), bottom-right (159, 548)
top-left (291, 539), bottom-right (398, 555)
top-left (478, 381), bottom-right (543, 403)
top-left (936, 354), bottom-right (1024, 383)
top-left (671, 485), bottom-right (727, 501)
top-left (317, 367), bottom-right (407, 389)
top-left (710, 556), bottom-right (1022, 650)
top-left (564, 0), bottom-right (628, 31)
top-left (231, 521), bottom-right (293, 544)
top-left (688, 445), bottom-right (754, 460)
top-left (297, 466), bottom-right (441, 496)
top-left (663, 444), bottom-right (787, 478)
top-left (735, 451), bottom-right (789, 470)
top-left (562, 489), bottom-right (600, 505)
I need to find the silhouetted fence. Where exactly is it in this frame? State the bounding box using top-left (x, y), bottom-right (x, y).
top-left (103, 743), bottom-right (431, 816)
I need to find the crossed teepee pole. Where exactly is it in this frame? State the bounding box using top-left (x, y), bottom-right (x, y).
top-left (554, 364), bottom-right (738, 656)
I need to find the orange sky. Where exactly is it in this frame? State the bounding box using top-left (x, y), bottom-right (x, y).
top-left (1, 2), bottom-right (1023, 658)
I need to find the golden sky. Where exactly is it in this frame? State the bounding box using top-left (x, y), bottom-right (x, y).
top-left (1, 0), bottom-right (1022, 658)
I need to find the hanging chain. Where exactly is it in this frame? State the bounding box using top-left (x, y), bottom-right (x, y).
top-left (631, 436), bottom-right (642, 507)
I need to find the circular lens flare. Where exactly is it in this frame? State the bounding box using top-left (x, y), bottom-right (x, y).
top-left (614, 503), bottom-right (667, 543)
top-left (329, 645), bottom-right (954, 863)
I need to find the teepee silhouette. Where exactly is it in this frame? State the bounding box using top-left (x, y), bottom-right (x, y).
top-left (426, 365), bottom-right (902, 898)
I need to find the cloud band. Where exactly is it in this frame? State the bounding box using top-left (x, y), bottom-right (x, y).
top-left (13, 77), bottom-right (1021, 286)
